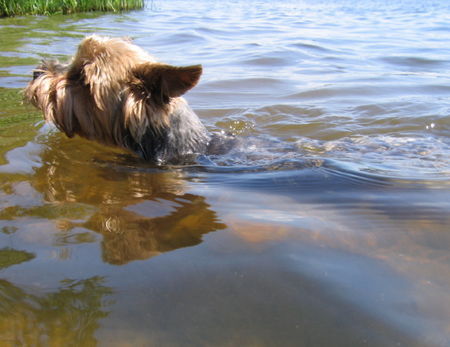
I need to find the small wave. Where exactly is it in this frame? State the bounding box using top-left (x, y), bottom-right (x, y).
top-left (289, 42), bottom-right (335, 53)
top-left (285, 85), bottom-right (386, 101)
top-left (295, 135), bottom-right (450, 178)
top-left (241, 56), bottom-right (290, 67)
top-left (191, 130), bottom-right (450, 180)
top-left (149, 31), bottom-right (209, 48)
top-left (189, 156), bottom-right (398, 196)
top-left (201, 78), bottom-right (289, 91)
top-left (381, 56), bottom-right (450, 70)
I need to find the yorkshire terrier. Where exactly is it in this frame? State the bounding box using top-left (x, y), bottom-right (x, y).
top-left (25, 35), bottom-right (212, 163)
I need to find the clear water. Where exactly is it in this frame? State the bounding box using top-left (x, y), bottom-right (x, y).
top-left (1, 0), bottom-right (450, 345)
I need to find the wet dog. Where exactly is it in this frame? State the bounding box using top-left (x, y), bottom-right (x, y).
top-left (25, 35), bottom-right (211, 163)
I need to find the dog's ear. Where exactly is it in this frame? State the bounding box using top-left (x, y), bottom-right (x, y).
top-left (133, 64), bottom-right (202, 105)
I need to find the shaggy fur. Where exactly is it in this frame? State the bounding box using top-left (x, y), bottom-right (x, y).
top-left (25, 35), bottom-right (210, 163)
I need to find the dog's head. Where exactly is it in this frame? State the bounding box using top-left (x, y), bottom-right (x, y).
top-left (25, 35), bottom-right (202, 147)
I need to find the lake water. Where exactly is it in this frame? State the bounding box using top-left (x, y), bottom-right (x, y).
top-left (1, 0), bottom-right (450, 345)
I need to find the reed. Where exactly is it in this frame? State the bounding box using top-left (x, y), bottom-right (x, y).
top-left (0, 0), bottom-right (144, 17)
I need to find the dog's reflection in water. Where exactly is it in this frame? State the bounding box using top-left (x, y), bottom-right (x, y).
top-left (32, 136), bottom-right (226, 265)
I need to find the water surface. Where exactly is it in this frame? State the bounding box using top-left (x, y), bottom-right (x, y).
top-left (1, 0), bottom-right (450, 345)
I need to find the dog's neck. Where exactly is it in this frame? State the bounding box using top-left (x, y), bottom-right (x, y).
top-left (123, 97), bottom-right (210, 163)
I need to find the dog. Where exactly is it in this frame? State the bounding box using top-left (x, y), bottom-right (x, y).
top-left (25, 35), bottom-right (212, 163)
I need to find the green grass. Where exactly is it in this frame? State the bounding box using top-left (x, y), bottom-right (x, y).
top-left (0, 0), bottom-right (144, 17)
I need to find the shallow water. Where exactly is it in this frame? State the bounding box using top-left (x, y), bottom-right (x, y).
top-left (1, 0), bottom-right (450, 345)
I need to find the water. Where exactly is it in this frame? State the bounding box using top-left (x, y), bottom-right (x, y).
top-left (1, 0), bottom-right (450, 345)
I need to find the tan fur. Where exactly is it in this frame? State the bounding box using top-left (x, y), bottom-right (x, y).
top-left (25, 35), bottom-right (205, 161)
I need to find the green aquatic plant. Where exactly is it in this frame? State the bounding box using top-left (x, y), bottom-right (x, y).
top-left (0, 0), bottom-right (144, 17)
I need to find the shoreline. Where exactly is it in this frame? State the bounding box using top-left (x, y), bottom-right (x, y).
top-left (0, 0), bottom-right (144, 17)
